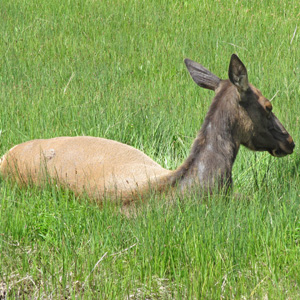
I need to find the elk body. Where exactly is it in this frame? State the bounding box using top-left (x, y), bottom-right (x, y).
top-left (0, 55), bottom-right (295, 203)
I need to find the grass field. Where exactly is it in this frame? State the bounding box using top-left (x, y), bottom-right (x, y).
top-left (1, 0), bottom-right (300, 298)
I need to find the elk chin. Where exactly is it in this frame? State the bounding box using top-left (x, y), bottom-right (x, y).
top-left (267, 139), bottom-right (295, 157)
top-left (269, 149), bottom-right (287, 157)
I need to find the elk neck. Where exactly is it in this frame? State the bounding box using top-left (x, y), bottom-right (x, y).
top-left (171, 81), bottom-right (241, 192)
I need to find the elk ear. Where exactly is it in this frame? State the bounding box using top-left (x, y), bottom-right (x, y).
top-left (184, 58), bottom-right (221, 91)
top-left (228, 54), bottom-right (249, 92)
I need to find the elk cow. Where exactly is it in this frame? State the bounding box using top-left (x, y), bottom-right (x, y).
top-left (0, 55), bottom-right (295, 203)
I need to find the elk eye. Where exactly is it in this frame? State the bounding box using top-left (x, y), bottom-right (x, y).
top-left (266, 105), bottom-right (272, 118)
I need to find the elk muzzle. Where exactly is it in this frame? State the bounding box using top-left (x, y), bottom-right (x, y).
top-left (272, 135), bottom-right (295, 156)
top-left (267, 114), bottom-right (295, 157)
top-left (268, 133), bottom-right (295, 157)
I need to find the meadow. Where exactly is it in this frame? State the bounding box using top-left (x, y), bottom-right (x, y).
top-left (1, 0), bottom-right (300, 298)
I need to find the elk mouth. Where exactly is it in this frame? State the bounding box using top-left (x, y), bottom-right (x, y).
top-left (268, 148), bottom-right (289, 157)
top-left (268, 140), bottom-right (295, 157)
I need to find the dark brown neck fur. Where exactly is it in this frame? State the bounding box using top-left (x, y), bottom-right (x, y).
top-left (170, 81), bottom-right (241, 193)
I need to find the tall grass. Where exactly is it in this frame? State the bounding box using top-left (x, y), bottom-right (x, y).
top-left (1, 0), bottom-right (300, 298)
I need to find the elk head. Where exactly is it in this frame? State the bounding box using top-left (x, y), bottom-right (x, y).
top-left (228, 54), bottom-right (295, 157)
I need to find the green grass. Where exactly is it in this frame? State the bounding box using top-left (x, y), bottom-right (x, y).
top-left (1, 0), bottom-right (300, 298)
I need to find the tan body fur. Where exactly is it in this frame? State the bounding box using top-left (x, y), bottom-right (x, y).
top-left (0, 136), bottom-right (172, 202)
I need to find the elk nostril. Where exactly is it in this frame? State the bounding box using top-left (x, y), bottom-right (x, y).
top-left (287, 136), bottom-right (294, 144)
top-left (288, 138), bottom-right (295, 149)
top-left (287, 136), bottom-right (295, 148)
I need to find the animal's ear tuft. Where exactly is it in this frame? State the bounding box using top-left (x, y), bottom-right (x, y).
top-left (228, 54), bottom-right (249, 92)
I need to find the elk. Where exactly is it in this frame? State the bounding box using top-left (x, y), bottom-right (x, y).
top-left (0, 55), bottom-right (295, 203)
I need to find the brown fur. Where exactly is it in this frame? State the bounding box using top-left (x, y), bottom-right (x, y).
top-left (0, 55), bottom-right (295, 203)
